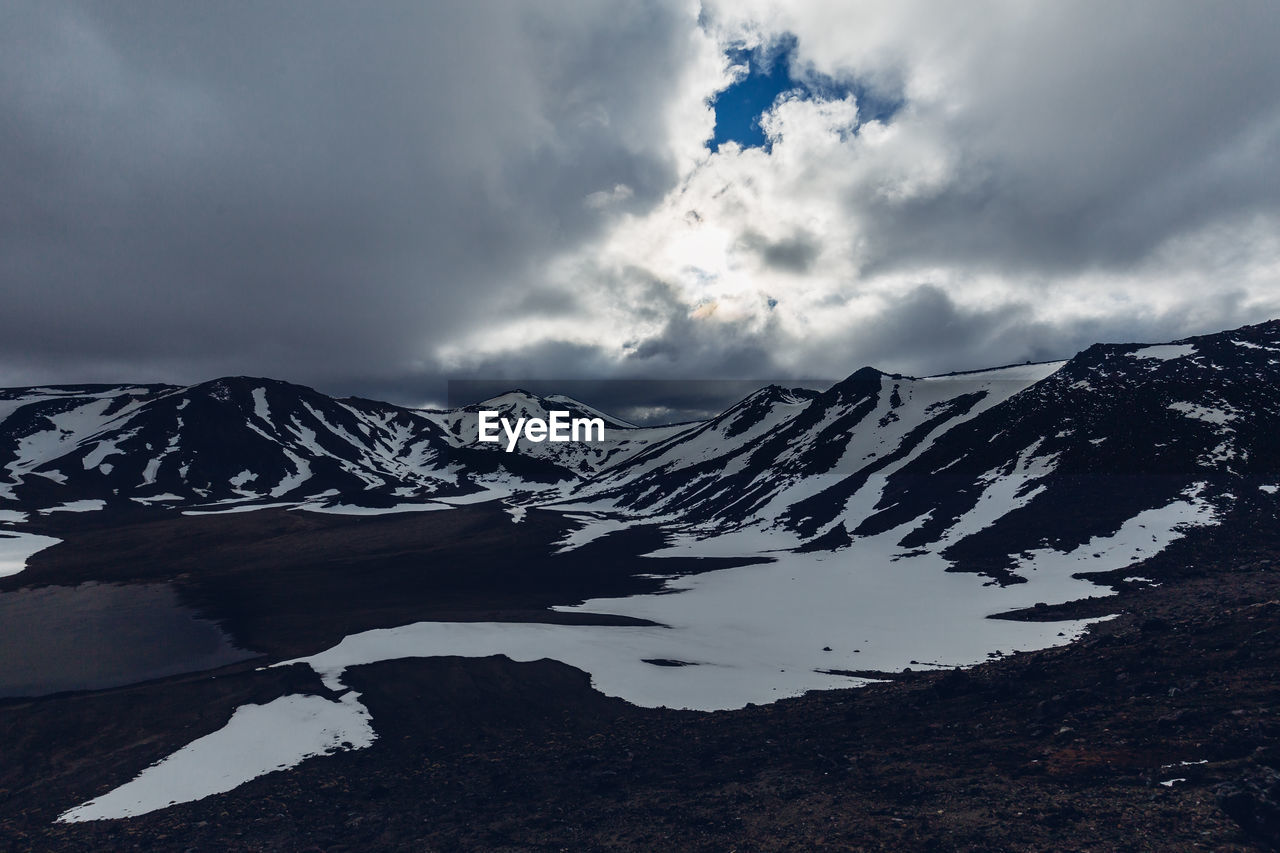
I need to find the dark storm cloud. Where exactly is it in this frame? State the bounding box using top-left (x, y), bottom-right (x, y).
top-left (837, 284), bottom-right (1269, 380)
top-left (0, 0), bottom-right (703, 390)
top-left (836, 2), bottom-right (1280, 278)
top-left (4, 0), bottom-right (1280, 409)
top-left (445, 378), bottom-right (801, 425)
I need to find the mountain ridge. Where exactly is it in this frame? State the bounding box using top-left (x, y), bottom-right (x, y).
top-left (3, 320), bottom-right (1278, 587)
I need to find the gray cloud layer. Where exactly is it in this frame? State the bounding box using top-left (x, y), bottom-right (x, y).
top-left (1, 0), bottom-right (703, 392)
top-left (4, 1), bottom-right (1280, 410)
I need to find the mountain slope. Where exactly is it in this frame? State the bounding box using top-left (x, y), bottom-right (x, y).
top-left (553, 321), bottom-right (1280, 583)
top-left (0, 378), bottom-right (576, 511)
top-left (560, 363), bottom-right (1064, 532)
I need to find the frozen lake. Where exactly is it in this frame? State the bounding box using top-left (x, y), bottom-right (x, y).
top-left (0, 582), bottom-right (255, 698)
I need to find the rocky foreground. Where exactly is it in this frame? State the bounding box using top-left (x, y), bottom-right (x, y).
top-left (2, 529), bottom-right (1278, 851)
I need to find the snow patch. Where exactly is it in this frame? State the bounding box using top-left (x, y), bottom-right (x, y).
top-left (182, 501), bottom-right (299, 516)
top-left (40, 499), bottom-right (106, 514)
top-left (250, 388), bottom-right (272, 424)
top-left (555, 514), bottom-right (630, 552)
top-left (1131, 344), bottom-right (1196, 361)
top-left (130, 494), bottom-right (185, 505)
top-left (297, 502), bottom-right (451, 516)
top-left (1167, 401), bottom-right (1238, 425)
top-left (0, 531), bottom-right (62, 577)
top-left (56, 692), bottom-right (374, 822)
top-left (229, 469), bottom-right (258, 488)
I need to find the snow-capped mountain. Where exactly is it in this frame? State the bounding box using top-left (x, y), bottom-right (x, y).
top-left (0, 377), bottom-right (576, 510)
top-left (559, 364), bottom-right (1056, 531)
top-left (2, 321), bottom-right (1278, 579)
top-left (552, 321), bottom-right (1280, 581)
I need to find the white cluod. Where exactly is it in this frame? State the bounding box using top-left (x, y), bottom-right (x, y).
top-left (57, 692), bottom-right (374, 823)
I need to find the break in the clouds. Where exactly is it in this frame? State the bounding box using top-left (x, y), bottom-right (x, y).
top-left (3, 1), bottom-right (1280, 404)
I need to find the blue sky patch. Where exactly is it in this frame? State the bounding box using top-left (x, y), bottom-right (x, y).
top-left (710, 35), bottom-right (902, 152)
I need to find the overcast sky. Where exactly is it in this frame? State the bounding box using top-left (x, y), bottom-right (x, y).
top-left (4, 0), bottom-right (1280, 407)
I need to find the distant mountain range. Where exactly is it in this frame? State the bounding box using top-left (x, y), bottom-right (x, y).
top-left (4, 320), bottom-right (1280, 584)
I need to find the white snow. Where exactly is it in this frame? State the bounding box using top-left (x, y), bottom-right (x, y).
top-left (921, 362), bottom-right (1067, 382)
top-left (297, 501), bottom-right (451, 516)
top-left (0, 509), bottom-right (27, 523)
top-left (1232, 339), bottom-right (1280, 352)
top-left (0, 531), bottom-right (62, 577)
top-left (250, 387), bottom-right (272, 425)
top-left (140, 457), bottom-right (162, 485)
top-left (1258, 485), bottom-right (1278, 494)
top-left (182, 501), bottom-right (299, 516)
top-left (936, 441), bottom-right (1058, 547)
top-left (269, 450), bottom-right (311, 497)
top-left (1159, 778), bottom-right (1187, 787)
top-left (554, 514), bottom-right (630, 552)
top-left (56, 692), bottom-right (374, 822)
top-left (269, 537), bottom-right (1101, 715)
top-left (1130, 344), bottom-right (1196, 361)
top-left (184, 497), bottom-right (453, 517)
top-left (1010, 485), bottom-right (1216, 596)
top-left (130, 494), bottom-right (184, 505)
top-left (1167, 401), bottom-right (1237, 425)
top-left (6, 399), bottom-right (116, 483)
top-left (82, 436), bottom-right (128, 471)
top-left (433, 491), bottom-right (506, 506)
top-left (39, 499), bottom-right (106, 513)
top-left (252, 482), bottom-right (1215, 722)
top-left (244, 482), bottom-right (1219, 730)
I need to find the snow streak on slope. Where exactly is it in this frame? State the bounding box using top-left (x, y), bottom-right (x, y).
top-left (57, 692), bottom-right (374, 823)
top-left (561, 363), bottom-right (1065, 543)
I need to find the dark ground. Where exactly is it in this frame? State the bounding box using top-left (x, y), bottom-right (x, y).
top-left (1, 505), bottom-right (765, 657)
top-left (1, 506), bottom-right (1278, 851)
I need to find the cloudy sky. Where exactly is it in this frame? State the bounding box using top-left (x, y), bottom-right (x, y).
top-left (4, 0), bottom-right (1280, 408)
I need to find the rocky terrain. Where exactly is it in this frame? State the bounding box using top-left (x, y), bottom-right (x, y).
top-left (1, 521), bottom-right (1278, 851)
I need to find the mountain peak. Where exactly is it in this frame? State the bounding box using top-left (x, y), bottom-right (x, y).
top-left (824, 366), bottom-right (886, 400)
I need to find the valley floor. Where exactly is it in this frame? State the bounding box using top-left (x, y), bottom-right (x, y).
top-left (2, 537), bottom-right (1278, 851)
